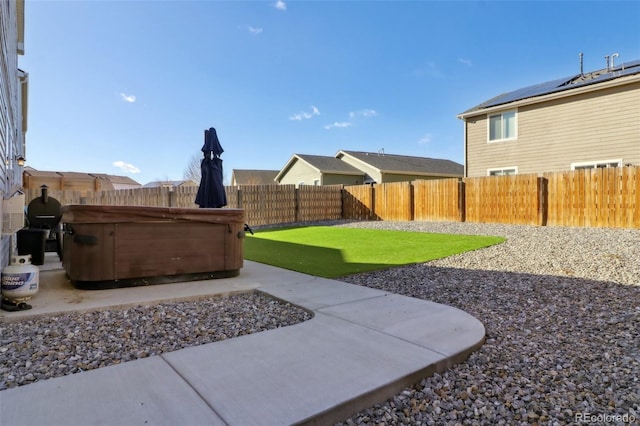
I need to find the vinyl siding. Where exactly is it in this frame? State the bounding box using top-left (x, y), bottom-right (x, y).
top-left (466, 80), bottom-right (640, 177)
top-left (278, 160), bottom-right (321, 186)
top-left (338, 156), bottom-right (381, 182)
top-left (380, 173), bottom-right (443, 183)
top-left (1, 0), bottom-right (26, 265)
top-left (322, 173), bottom-right (363, 186)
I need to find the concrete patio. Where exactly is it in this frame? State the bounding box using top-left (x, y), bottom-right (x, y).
top-left (0, 254), bottom-right (485, 425)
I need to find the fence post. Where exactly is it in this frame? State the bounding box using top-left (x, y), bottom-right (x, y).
top-left (538, 176), bottom-right (548, 226)
top-left (409, 182), bottom-right (415, 221)
top-left (237, 187), bottom-right (243, 209)
top-left (294, 187), bottom-right (300, 222)
top-left (370, 183), bottom-right (376, 220)
top-left (458, 179), bottom-right (466, 222)
top-left (168, 188), bottom-right (175, 207)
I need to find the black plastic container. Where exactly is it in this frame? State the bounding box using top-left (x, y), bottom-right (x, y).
top-left (17, 228), bottom-right (48, 265)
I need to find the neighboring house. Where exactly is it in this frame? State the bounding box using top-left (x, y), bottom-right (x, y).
top-left (92, 173), bottom-right (142, 190)
top-left (1, 0), bottom-right (28, 264)
top-left (23, 167), bottom-right (142, 194)
top-left (143, 180), bottom-right (197, 189)
top-left (274, 151), bottom-right (462, 186)
top-left (231, 169), bottom-right (279, 186)
top-left (275, 154), bottom-right (365, 187)
top-left (335, 150), bottom-right (463, 183)
top-left (458, 58), bottom-right (640, 177)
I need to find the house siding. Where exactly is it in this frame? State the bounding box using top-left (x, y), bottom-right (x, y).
top-left (1, 0), bottom-right (26, 266)
top-left (278, 161), bottom-right (320, 186)
top-left (381, 173), bottom-right (443, 183)
top-left (338, 156), bottom-right (381, 182)
top-left (322, 174), bottom-right (363, 186)
top-left (466, 79), bottom-right (640, 177)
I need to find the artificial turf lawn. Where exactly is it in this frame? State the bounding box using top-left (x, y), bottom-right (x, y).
top-left (244, 226), bottom-right (504, 278)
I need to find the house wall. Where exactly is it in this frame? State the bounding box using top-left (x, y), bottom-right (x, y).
top-left (465, 79), bottom-right (640, 177)
top-left (380, 173), bottom-right (445, 183)
top-left (337, 156), bottom-right (381, 182)
top-left (1, 0), bottom-right (26, 266)
top-left (278, 160), bottom-right (321, 186)
top-left (322, 173), bottom-right (363, 186)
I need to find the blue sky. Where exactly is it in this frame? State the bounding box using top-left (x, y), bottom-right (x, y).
top-left (19, 0), bottom-right (640, 185)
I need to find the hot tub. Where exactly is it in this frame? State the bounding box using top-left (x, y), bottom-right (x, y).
top-left (61, 205), bottom-right (245, 289)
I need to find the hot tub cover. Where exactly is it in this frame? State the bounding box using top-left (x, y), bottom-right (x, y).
top-left (61, 205), bottom-right (244, 225)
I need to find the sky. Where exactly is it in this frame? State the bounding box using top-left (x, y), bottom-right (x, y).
top-left (18, 0), bottom-right (640, 185)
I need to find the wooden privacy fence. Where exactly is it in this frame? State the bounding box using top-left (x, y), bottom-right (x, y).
top-left (25, 184), bottom-right (343, 227)
top-left (545, 166), bottom-right (640, 228)
top-left (24, 166), bottom-right (640, 229)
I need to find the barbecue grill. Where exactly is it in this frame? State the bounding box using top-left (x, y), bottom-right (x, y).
top-left (18, 185), bottom-right (63, 264)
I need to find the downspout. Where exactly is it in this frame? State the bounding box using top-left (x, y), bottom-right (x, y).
top-left (463, 118), bottom-right (468, 178)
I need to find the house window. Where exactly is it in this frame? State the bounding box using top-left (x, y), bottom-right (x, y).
top-left (488, 167), bottom-right (517, 176)
top-left (488, 110), bottom-right (517, 142)
top-left (571, 160), bottom-right (622, 170)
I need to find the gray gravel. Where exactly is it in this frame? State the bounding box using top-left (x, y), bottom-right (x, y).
top-left (2, 220), bottom-right (639, 425)
top-left (0, 292), bottom-right (312, 390)
top-left (334, 221), bottom-right (640, 425)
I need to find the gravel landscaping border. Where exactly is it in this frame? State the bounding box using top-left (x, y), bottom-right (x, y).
top-left (335, 221), bottom-right (639, 425)
top-left (0, 292), bottom-right (312, 390)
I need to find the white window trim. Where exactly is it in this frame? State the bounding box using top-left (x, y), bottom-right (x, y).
top-left (571, 159), bottom-right (622, 170)
top-left (487, 166), bottom-right (518, 176)
top-left (487, 109), bottom-right (518, 143)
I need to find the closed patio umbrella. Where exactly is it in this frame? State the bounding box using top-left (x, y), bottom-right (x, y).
top-left (195, 127), bottom-right (227, 208)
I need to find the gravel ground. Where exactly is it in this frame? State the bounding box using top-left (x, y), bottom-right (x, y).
top-left (334, 221), bottom-right (640, 426)
top-left (0, 292), bottom-right (312, 390)
top-left (1, 220), bottom-right (638, 425)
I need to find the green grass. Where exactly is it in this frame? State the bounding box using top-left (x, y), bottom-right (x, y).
top-left (244, 226), bottom-right (504, 278)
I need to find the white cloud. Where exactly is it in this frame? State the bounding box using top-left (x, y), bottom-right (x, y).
top-left (274, 0), bottom-right (286, 11)
top-left (324, 122), bottom-right (352, 130)
top-left (120, 93), bottom-right (136, 103)
top-left (113, 161), bottom-right (141, 174)
top-left (289, 105), bottom-right (320, 121)
top-left (418, 133), bottom-right (432, 145)
top-left (458, 57), bottom-right (472, 67)
top-left (349, 109), bottom-right (378, 118)
top-left (248, 26), bottom-right (263, 35)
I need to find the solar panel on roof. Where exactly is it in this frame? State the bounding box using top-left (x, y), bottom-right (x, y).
top-left (468, 59), bottom-right (640, 112)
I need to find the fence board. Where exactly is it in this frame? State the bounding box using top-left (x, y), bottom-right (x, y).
top-left (297, 185), bottom-right (342, 222)
top-left (373, 181), bottom-right (412, 221)
top-left (464, 174), bottom-right (540, 225)
top-left (413, 179), bottom-right (460, 222)
top-left (545, 166), bottom-right (640, 228)
top-left (343, 185), bottom-right (376, 220)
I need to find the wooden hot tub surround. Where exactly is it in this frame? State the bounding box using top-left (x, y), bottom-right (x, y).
top-left (61, 205), bottom-right (245, 289)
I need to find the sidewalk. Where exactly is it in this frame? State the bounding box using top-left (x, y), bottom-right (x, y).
top-left (0, 255), bottom-right (485, 426)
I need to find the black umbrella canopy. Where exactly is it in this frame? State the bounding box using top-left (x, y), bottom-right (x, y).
top-left (195, 127), bottom-right (227, 208)
top-left (202, 127), bottom-right (224, 156)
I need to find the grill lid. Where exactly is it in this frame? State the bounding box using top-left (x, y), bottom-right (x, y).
top-left (26, 186), bottom-right (62, 229)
